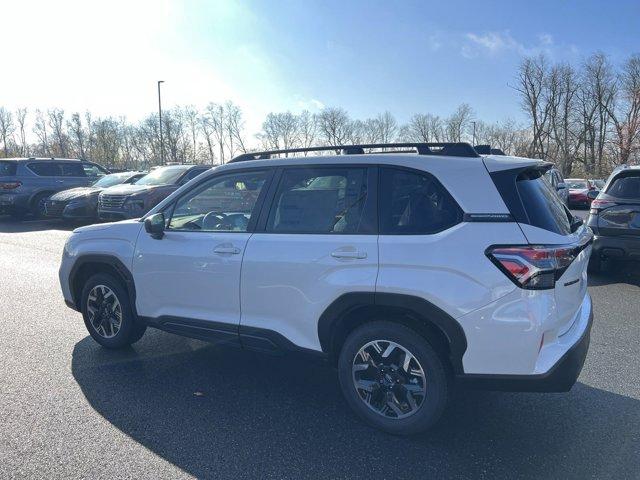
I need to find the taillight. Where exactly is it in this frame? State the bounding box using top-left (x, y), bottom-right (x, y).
top-left (486, 243), bottom-right (589, 290)
top-left (0, 181), bottom-right (22, 190)
top-left (590, 199), bottom-right (615, 214)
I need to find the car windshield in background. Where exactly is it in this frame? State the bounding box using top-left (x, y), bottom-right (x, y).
top-left (134, 167), bottom-right (188, 186)
top-left (606, 175), bottom-right (640, 199)
top-left (0, 161), bottom-right (17, 176)
top-left (92, 172), bottom-right (135, 188)
top-left (517, 170), bottom-right (572, 235)
top-left (567, 180), bottom-right (588, 189)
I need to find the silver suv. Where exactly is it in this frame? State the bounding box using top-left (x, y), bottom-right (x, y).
top-left (0, 158), bottom-right (109, 219)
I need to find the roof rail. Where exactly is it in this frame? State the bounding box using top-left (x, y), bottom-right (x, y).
top-left (229, 142), bottom-right (479, 163)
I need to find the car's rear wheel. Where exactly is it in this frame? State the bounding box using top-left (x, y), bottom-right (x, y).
top-left (30, 192), bottom-right (51, 219)
top-left (80, 273), bottom-right (146, 348)
top-left (337, 321), bottom-right (449, 435)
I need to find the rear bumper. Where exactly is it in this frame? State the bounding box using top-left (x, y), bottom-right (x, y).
top-left (457, 294), bottom-right (593, 392)
top-left (592, 234), bottom-right (640, 260)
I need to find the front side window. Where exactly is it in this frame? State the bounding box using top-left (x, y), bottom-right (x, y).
top-left (168, 170), bottom-right (268, 232)
top-left (266, 167), bottom-right (369, 234)
top-left (379, 167), bottom-right (462, 234)
top-left (61, 163), bottom-right (86, 177)
top-left (82, 163), bottom-right (107, 177)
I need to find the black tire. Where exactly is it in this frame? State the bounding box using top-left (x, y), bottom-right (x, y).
top-left (588, 255), bottom-right (602, 273)
top-left (337, 321), bottom-right (449, 435)
top-left (30, 192), bottom-right (51, 219)
top-left (80, 273), bottom-right (146, 349)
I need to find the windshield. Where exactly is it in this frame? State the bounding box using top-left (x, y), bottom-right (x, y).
top-left (134, 166), bottom-right (188, 186)
top-left (92, 172), bottom-right (135, 188)
top-left (566, 179), bottom-right (588, 189)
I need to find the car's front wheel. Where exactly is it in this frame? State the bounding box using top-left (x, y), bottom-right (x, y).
top-left (337, 321), bottom-right (449, 435)
top-left (80, 273), bottom-right (146, 348)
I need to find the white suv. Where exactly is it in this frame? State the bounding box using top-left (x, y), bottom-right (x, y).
top-left (59, 143), bottom-right (593, 435)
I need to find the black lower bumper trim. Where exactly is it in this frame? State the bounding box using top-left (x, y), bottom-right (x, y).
top-left (592, 235), bottom-right (640, 259)
top-left (456, 308), bottom-right (593, 392)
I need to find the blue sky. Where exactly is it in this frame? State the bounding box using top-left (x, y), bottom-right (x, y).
top-left (1, 0), bottom-right (639, 136)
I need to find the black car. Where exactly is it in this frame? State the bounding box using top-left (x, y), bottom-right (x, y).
top-left (44, 171), bottom-right (146, 221)
top-left (587, 165), bottom-right (640, 271)
top-left (98, 164), bottom-right (210, 220)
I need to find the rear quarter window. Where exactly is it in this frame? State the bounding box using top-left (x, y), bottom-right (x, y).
top-left (0, 161), bottom-right (17, 176)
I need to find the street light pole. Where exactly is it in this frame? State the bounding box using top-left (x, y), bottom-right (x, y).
top-left (472, 121), bottom-right (476, 146)
top-left (157, 80), bottom-right (165, 165)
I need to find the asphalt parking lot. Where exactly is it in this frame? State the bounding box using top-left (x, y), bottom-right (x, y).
top-left (1, 214), bottom-right (639, 479)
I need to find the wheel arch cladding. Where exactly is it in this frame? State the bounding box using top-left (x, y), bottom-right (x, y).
top-left (318, 292), bottom-right (468, 374)
top-left (69, 255), bottom-right (137, 313)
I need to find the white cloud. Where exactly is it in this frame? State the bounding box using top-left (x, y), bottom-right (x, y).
top-left (295, 97), bottom-right (325, 111)
top-left (461, 31), bottom-right (560, 59)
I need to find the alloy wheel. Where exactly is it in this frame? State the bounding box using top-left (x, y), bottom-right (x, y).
top-left (86, 285), bottom-right (123, 338)
top-left (352, 339), bottom-right (427, 419)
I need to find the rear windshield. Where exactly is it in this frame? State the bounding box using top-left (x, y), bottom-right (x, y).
top-left (566, 179), bottom-right (588, 189)
top-left (517, 170), bottom-right (572, 235)
top-left (0, 161), bottom-right (17, 176)
top-left (606, 174), bottom-right (640, 200)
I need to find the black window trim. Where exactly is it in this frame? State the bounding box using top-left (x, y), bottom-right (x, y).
top-left (377, 164), bottom-right (464, 236)
top-left (255, 164), bottom-right (378, 235)
top-left (162, 167), bottom-right (275, 234)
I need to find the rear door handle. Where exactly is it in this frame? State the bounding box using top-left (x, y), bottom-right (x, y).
top-left (331, 250), bottom-right (367, 259)
top-left (214, 245), bottom-right (241, 255)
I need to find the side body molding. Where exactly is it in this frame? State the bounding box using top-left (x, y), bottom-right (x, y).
top-left (317, 292), bottom-right (468, 374)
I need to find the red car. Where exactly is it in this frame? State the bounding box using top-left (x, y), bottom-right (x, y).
top-left (565, 178), bottom-right (595, 208)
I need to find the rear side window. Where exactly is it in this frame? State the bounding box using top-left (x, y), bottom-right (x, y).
top-left (267, 167), bottom-right (370, 234)
top-left (379, 167), bottom-right (462, 234)
top-left (28, 162), bottom-right (60, 176)
top-left (82, 163), bottom-right (107, 177)
top-left (516, 170), bottom-right (571, 235)
top-left (0, 161), bottom-right (17, 176)
top-left (606, 174), bottom-right (640, 199)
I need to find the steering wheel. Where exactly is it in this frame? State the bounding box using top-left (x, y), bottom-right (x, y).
top-left (202, 212), bottom-right (229, 230)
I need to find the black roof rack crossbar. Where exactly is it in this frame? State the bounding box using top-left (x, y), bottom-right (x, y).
top-left (229, 142), bottom-right (479, 163)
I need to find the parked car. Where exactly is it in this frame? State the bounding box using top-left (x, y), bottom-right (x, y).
top-left (97, 164), bottom-right (209, 220)
top-left (565, 178), bottom-right (596, 208)
top-left (586, 165), bottom-right (640, 272)
top-left (59, 142), bottom-right (593, 435)
top-left (544, 167), bottom-right (569, 205)
top-left (44, 171), bottom-right (146, 221)
top-left (590, 179), bottom-right (606, 191)
top-left (0, 158), bottom-right (110, 219)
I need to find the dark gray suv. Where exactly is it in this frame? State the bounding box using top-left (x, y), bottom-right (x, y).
top-left (0, 158), bottom-right (110, 219)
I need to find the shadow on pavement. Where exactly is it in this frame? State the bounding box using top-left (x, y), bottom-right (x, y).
top-left (588, 260), bottom-right (640, 288)
top-left (0, 216), bottom-right (80, 233)
top-left (72, 330), bottom-right (640, 479)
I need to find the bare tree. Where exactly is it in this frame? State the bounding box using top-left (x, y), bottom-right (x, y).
top-left (0, 107), bottom-right (15, 156)
top-left (48, 108), bottom-right (69, 157)
top-left (296, 110), bottom-right (317, 152)
top-left (15, 108), bottom-right (28, 156)
top-left (444, 104), bottom-right (474, 142)
top-left (183, 105), bottom-right (200, 162)
top-left (225, 101), bottom-right (247, 158)
top-left (259, 112), bottom-right (299, 151)
top-left (316, 107), bottom-right (352, 146)
top-left (33, 110), bottom-right (50, 156)
top-left (67, 113), bottom-right (87, 159)
top-left (401, 113), bottom-right (443, 142)
top-left (605, 54), bottom-right (640, 165)
top-left (515, 55), bottom-right (552, 158)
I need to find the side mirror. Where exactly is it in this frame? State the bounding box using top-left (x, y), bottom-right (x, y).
top-left (587, 190), bottom-right (599, 200)
top-left (144, 212), bottom-right (165, 239)
top-left (556, 182), bottom-right (567, 191)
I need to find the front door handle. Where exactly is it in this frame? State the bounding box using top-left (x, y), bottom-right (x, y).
top-left (331, 250), bottom-right (367, 259)
top-left (214, 245), bottom-right (241, 255)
